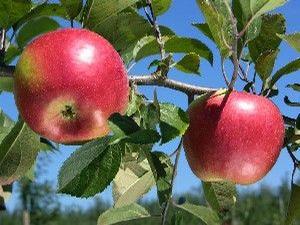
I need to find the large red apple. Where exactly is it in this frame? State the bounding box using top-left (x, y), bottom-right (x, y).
top-left (14, 28), bottom-right (129, 144)
top-left (183, 91), bottom-right (285, 185)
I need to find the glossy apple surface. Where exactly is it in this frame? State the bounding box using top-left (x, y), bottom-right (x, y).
top-left (14, 28), bottom-right (129, 144)
top-left (183, 91), bottom-right (285, 185)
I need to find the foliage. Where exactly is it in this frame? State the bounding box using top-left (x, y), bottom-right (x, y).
top-left (0, 0), bottom-right (299, 224)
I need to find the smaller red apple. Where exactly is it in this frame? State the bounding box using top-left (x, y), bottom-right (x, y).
top-left (183, 90), bottom-right (285, 185)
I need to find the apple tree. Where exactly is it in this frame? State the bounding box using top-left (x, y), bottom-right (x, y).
top-left (0, 0), bottom-right (300, 225)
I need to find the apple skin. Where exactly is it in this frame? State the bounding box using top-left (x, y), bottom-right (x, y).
top-left (14, 28), bottom-right (129, 144)
top-left (183, 91), bottom-right (285, 185)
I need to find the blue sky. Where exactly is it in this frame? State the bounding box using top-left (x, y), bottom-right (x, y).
top-left (1, 0), bottom-right (300, 211)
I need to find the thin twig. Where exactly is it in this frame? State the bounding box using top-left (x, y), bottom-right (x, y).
top-left (161, 138), bottom-right (183, 225)
top-left (228, 15), bottom-right (239, 90)
top-left (0, 29), bottom-right (5, 50)
top-left (238, 63), bottom-right (256, 93)
top-left (287, 146), bottom-right (299, 184)
top-left (238, 17), bottom-right (255, 38)
top-left (144, 0), bottom-right (165, 60)
top-left (221, 57), bottom-right (230, 87)
top-left (0, 29), bottom-right (6, 64)
top-left (223, 1), bottom-right (239, 90)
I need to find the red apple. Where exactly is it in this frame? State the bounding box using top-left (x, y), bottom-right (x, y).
top-left (14, 28), bottom-right (129, 144)
top-left (183, 91), bottom-right (285, 185)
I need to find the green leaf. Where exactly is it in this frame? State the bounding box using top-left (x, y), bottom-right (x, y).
top-left (196, 0), bottom-right (233, 58)
top-left (85, 0), bottom-right (140, 29)
top-left (0, 109), bottom-right (15, 145)
top-left (135, 36), bottom-right (213, 65)
top-left (175, 202), bottom-right (220, 225)
top-left (126, 88), bottom-right (145, 117)
top-left (91, 10), bottom-right (173, 65)
top-left (269, 58), bottom-right (300, 88)
top-left (159, 103), bottom-right (189, 144)
top-left (97, 203), bottom-right (151, 225)
top-left (0, 120), bottom-right (40, 185)
top-left (14, 3), bottom-right (67, 31)
top-left (128, 129), bottom-right (161, 145)
top-left (202, 181), bottom-right (237, 212)
top-left (140, 102), bottom-right (160, 130)
top-left (287, 83), bottom-right (300, 92)
top-left (61, 0), bottom-right (83, 19)
top-left (152, 0), bottom-right (172, 16)
top-left (0, 77), bottom-right (13, 92)
top-left (255, 49), bottom-right (279, 81)
top-left (248, 14), bottom-right (285, 61)
top-left (109, 113), bottom-right (140, 140)
top-left (0, 0), bottom-right (32, 29)
top-left (16, 17), bottom-right (60, 48)
top-left (233, 0), bottom-right (287, 35)
top-left (170, 211), bottom-right (184, 225)
top-left (0, 110), bottom-right (14, 129)
top-left (149, 151), bottom-right (173, 206)
top-left (192, 23), bottom-right (214, 41)
top-left (249, 0), bottom-right (288, 19)
top-left (113, 152), bottom-right (155, 208)
top-left (285, 184), bottom-right (300, 225)
top-left (4, 45), bottom-right (21, 64)
top-left (278, 33), bottom-right (300, 53)
top-left (233, 0), bottom-right (262, 42)
top-left (108, 113), bottom-right (160, 144)
top-left (58, 137), bottom-right (121, 197)
top-left (174, 53), bottom-right (201, 75)
top-left (284, 96), bottom-right (300, 107)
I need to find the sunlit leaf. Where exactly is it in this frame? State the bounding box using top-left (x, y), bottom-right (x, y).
top-left (159, 103), bottom-right (189, 144)
top-left (278, 33), bottom-right (300, 53)
top-left (202, 181), bottom-right (237, 212)
top-left (97, 203), bottom-right (151, 225)
top-left (175, 202), bottom-right (220, 225)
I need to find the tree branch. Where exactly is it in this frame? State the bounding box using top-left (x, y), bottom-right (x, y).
top-left (130, 75), bottom-right (218, 95)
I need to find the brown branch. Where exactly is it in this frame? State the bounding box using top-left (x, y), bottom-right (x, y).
top-left (130, 75), bottom-right (218, 95)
